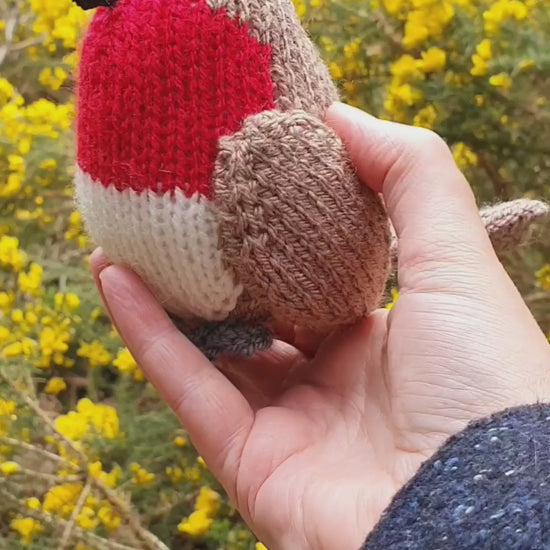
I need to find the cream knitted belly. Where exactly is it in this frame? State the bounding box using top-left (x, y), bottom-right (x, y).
top-left (75, 167), bottom-right (243, 321)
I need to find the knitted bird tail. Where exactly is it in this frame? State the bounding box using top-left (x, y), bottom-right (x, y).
top-left (170, 316), bottom-right (274, 362)
top-left (388, 198), bottom-right (548, 269)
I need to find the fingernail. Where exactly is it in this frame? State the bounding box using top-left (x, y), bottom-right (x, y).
top-left (98, 263), bottom-right (114, 286)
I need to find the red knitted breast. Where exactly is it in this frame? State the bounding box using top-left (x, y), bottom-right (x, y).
top-left (77, 0), bottom-right (275, 197)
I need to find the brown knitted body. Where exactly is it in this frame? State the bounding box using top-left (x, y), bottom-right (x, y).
top-left (202, 0), bottom-right (391, 334)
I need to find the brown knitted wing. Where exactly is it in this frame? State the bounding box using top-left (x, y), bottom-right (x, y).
top-left (212, 109), bottom-right (391, 333)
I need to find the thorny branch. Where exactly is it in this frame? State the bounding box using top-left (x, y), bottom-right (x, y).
top-left (0, 485), bottom-right (139, 550)
top-left (59, 478), bottom-right (92, 550)
top-left (0, 368), bottom-right (170, 550)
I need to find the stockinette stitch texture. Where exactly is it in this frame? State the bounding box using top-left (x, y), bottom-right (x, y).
top-left (73, 0), bottom-right (548, 360)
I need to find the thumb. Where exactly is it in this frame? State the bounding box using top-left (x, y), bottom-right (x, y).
top-left (326, 102), bottom-right (499, 295)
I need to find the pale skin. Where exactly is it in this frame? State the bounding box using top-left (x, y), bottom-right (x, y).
top-left (90, 102), bottom-right (550, 550)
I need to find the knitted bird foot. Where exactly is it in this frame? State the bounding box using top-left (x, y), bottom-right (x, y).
top-left (170, 316), bottom-right (273, 362)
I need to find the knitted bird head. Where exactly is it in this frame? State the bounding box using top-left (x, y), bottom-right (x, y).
top-left (73, 0), bottom-right (547, 360)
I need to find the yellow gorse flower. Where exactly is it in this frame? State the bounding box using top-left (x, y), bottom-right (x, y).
top-left (17, 263), bottom-right (43, 296)
top-left (88, 461), bottom-right (122, 488)
top-left (0, 400), bottom-right (16, 416)
top-left (483, 0), bottom-right (528, 34)
top-left (113, 347), bottom-right (144, 381)
top-left (10, 517), bottom-right (43, 545)
top-left (77, 340), bottom-right (113, 368)
top-left (44, 377), bottom-right (67, 395)
top-left (130, 462), bottom-right (156, 485)
top-left (43, 483), bottom-right (82, 516)
top-left (0, 236), bottom-right (27, 272)
top-left (177, 487), bottom-right (221, 537)
top-left (55, 399), bottom-right (120, 441)
top-left (0, 461), bottom-right (20, 476)
top-left (535, 265), bottom-right (550, 291)
top-left (453, 142), bottom-right (479, 169)
top-left (489, 72), bottom-right (513, 89)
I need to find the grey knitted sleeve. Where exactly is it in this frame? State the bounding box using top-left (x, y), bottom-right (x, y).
top-left (361, 404), bottom-right (550, 549)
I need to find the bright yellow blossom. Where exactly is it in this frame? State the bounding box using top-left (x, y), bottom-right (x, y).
top-left (39, 158), bottom-right (57, 170)
top-left (2, 341), bottom-right (24, 359)
top-left (413, 104), bottom-right (437, 128)
top-left (76, 506), bottom-right (99, 530)
top-left (98, 504), bottom-right (121, 531)
top-left (535, 265), bottom-right (550, 290)
top-left (54, 292), bottom-right (81, 311)
top-left (25, 497), bottom-right (41, 510)
top-left (489, 72), bottom-right (512, 89)
top-left (177, 487), bottom-right (221, 536)
top-left (166, 466), bottom-right (184, 483)
top-left (77, 340), bottom-right (112, 368)
top-left (130, 462), bottom-right (156, 485)
top-left (452, 142), bottom-right (478, 169)
top-left (0, 236), bottom-right (27, 272)
top-left (17, 263), bottom-right (43, 296)
top-left (483, 0), bottom-right (528, 34)
top-left (88, 461), bottom-right (121, 488)
top-left (43, 483), bottom-right (82, 515)
top-left (174, 435), bottom-right (187, 448)
top-left (39, 67), bottom-right (69, 91)
top-left (113, 347), bottom-right (144, 381)
top-left (45, 377), bottom-right (67, 395)
top-left (390, 55), bottom-right (423, 81)
top-left (196, 487), bottom-right (221, 515)
top-left (419, 47), bottom-right (447, 73)
top-left (177, 509), bottom-right (213, 536)
top-left (10, 517), bottom-right (42, 545)
top-left (0, 461), bottom-right (20, 475)
top-left (0, 400), bottom-right (16, 416)
top-left (382, 0), bottom-right (403, 15)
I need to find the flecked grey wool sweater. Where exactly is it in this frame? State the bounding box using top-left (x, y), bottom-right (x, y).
top-left (361, 404), bottom-right (550, 549)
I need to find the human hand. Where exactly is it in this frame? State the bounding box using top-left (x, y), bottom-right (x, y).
top-left (90, 102), bottom-right (550, 550)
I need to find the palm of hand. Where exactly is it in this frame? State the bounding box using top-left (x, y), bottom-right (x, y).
top-left (225, 282), bottom-right (550, 550)
top-left (224, 312), bottom-right (405, 550)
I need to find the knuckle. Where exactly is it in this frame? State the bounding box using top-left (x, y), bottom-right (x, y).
top-left (409, 127), bottom-right (450, 156)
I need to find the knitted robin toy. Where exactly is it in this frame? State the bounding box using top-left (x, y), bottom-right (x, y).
top-left (72, 0), bottom-right (548, 360)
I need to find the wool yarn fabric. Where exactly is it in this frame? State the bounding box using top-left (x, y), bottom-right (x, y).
top-left (74, 0), bottom-right (391, 358)
top-left (73, 0), bottom-right (547, 360)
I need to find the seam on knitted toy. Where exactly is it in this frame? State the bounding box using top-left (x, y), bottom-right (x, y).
top-left (75, 166), bottom-right (243, 321)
